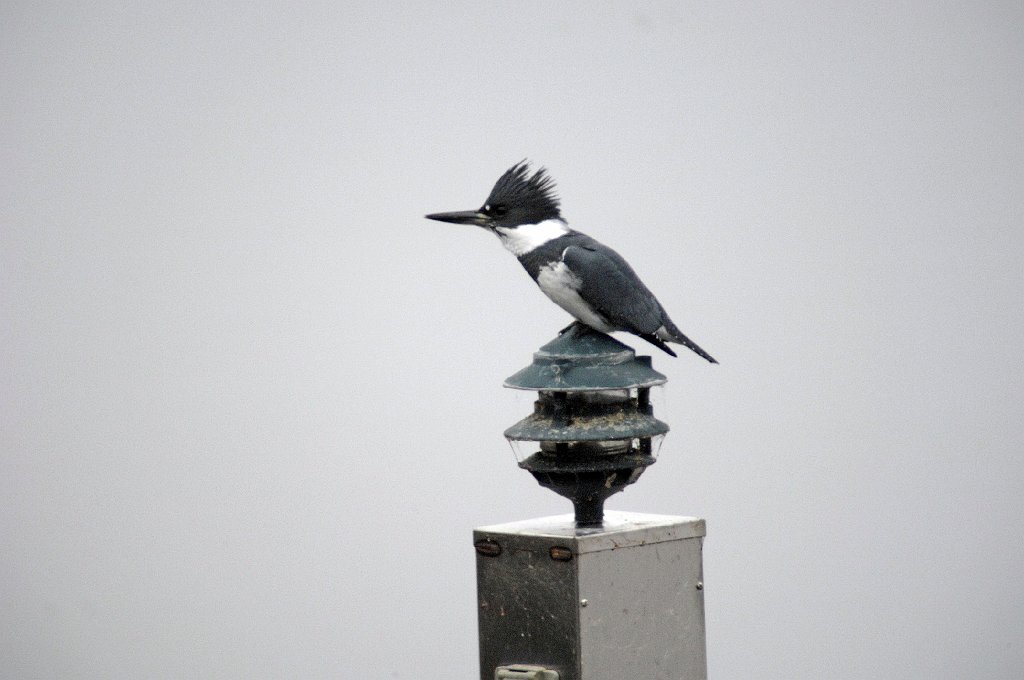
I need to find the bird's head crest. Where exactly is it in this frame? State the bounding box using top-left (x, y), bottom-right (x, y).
top-left (482, 160), bottom-right (561, 224)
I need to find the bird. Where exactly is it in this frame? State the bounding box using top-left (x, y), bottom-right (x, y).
top-left (425, 161), bottom-right (717, 363)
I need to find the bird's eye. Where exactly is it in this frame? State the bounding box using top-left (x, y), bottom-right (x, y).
top-left (493, 204), bottom-right (508, 216)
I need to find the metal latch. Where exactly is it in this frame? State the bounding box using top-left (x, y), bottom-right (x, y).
top-left (495, 664), bottom-right (559, 679)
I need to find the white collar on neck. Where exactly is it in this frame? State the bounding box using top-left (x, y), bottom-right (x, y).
top-left (494, 218), bottom-right (569, 256)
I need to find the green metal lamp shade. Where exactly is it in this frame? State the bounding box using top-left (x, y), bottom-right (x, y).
top-left (503, 324), bottom-right (667, 392)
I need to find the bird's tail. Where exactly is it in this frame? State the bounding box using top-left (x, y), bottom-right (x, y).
top-left (675, 333), bottom-right (718, 364)
top-left (658, 321), bottom-right (718, 364)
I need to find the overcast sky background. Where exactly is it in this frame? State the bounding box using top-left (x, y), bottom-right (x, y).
top-left (3, 2), bottom-right (1022, 678)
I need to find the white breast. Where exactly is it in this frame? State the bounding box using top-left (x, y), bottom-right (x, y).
top-left (535, 259), bottom-right (614, 333)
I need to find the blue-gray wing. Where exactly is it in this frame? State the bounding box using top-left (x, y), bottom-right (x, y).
top-left (562, 244), bottom-right (665, 335)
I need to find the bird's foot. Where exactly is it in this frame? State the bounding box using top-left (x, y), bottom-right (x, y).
top-left (558, 321), bottom-right (579, 335)
top-left (558, 321), bottom-right (603, 339)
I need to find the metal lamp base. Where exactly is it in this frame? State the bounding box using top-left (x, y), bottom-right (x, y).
top-left (474, 512), bottom-right (707, 680)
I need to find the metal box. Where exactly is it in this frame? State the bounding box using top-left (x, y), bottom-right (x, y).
top-left (475, 512), bottom-right (707, 680)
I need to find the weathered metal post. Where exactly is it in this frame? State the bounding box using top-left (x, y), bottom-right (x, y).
top-left (474, 325), bottom-right (707, 680)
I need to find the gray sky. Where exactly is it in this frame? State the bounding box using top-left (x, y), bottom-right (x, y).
top-left (2, 2), bottom-right (1022, 678)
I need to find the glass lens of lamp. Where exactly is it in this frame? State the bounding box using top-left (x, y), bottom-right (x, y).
top-left (505, 438), bottom-right (536, 464)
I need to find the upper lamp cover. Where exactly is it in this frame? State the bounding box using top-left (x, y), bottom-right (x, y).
top-left (503, 327), bottom-right (667, 392)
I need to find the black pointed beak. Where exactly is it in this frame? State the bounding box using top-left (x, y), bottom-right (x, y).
top-left (424, 210), bottom-right (491, 227)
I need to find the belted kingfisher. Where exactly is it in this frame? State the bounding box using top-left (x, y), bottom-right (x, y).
top-left (426, 161), bottom-right (717, 362)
